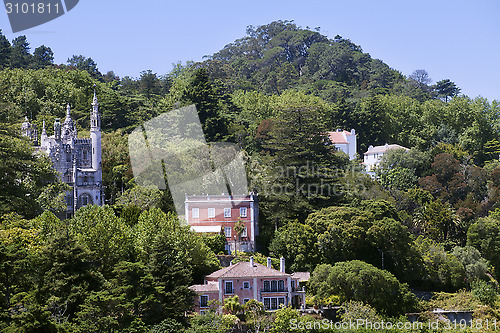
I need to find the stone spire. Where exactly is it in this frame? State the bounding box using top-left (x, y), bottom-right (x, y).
top-left (21, 116), bottom-right (31, 137)
top-left (41, 119), bottom-right (47, 136)
top-left (40, 119), bottom-right (47, 144)
top-left (91, 87), bottom-right (100, 130)
top-left (62, 103), bottom-right (77, 139)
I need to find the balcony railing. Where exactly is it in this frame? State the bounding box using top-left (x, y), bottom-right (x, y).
top-left (261, 288), bottom-right (288, 293)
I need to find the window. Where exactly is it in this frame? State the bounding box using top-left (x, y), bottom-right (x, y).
top-left (263, 281), bottom-right (270, 291)
top-left (192, 208), bottom-right (199, 219)
top-left (278, 280), bottom-right (285, 292)
top-left (271, 280), bottom-right (278, 292)
top-left (224, 208), bottom-right (231, 217)
top-left (263, 298), bottom-right (270, 310)
top-left (263, 297), bottom-right (285, 310)
top-left (278, 298), bottom-right (285, 308)
top-left (243, 298), bottom-right (250, 304)
top-left (240, 207), bottom-right (247, 217)
top-left (271, 298), bottom-right (277, 310)
top-left (208, 208), bottom-right (215, 218)
top-left (243, 281), bottom-right (250, 289)
top-left (241, 226), bottom-right (247, 238)
top-left (291, 280), bottom-right (295, 292)
top-left (224, 227), bottom-right (231, 238)
top-left (82, 196), bottom-right (88, 206)
top-left (200, 295), bottom-right (209, 308)
top-left (225, 281), bottom-right (233, 294)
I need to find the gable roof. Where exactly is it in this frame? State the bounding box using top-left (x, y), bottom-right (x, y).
top-left (205, 261), bottom-right (290, 279)
top-left (328, 129), bottom-right (357, 145)
top-left (291, 272), bottom-right (310, 282)
top-left (364, 144), bottom-right (409, 155)
top-left (189, 281), bottom-right (219, 293)
top-left (328, 131), bottom-right (349, 144)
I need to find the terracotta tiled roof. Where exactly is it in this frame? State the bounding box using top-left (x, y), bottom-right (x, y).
top-left (291, 272), bottom-right (310, 282)
top-left (328, 131), bottom-right (349, 144)
top-left (206, 261), bottom-right (290, 279)
top-left (189, 281), bottom-right (219, 292)
top-left (364, 144), bottom-right (409, 155)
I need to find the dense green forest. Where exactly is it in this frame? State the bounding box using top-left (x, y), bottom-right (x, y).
top-left (2, 20), bottom-right (500, 331)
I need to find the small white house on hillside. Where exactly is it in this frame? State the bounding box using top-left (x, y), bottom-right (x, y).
top-left (328, 129), bottom-right (357, 160)
top-left (363, 144), bottom-right (409, 177)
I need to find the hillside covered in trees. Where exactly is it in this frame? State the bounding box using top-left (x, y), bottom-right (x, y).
top-left (2, 20), bottom-right (500, 331)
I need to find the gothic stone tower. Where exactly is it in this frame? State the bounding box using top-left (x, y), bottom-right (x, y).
top-left (27, 90), bottom-right (103, 218)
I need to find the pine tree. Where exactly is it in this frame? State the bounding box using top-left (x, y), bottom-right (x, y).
top-left (181, 68), bottom-right (229, 142)
top-left (261, 91), bottom-right (349, 225)
top-left (0, 30), bottom-right (11, 68)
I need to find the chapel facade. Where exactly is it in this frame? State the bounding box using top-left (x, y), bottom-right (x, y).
top-left (21, 91), bottom-right (103, 218)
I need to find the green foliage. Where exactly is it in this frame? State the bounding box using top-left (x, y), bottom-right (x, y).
top-left (271, 201), bottom-right (420, 282)
top-left (68, 205), bottom-right (133, 273)
top-left (200, 233), bottom-right (226, 255)
top-left (414, 236), bottom-right (466, 291)
top-left (257, 90), bottom-right (349, 226)
top-left (379, 167), bottom-right (418, 191)
top-left (467, 216), bottom-right (500, 278)
top-left (244, 299), bottom-right (273, 333)
top-left (309, 260), bottom-right (417, 316)
top-left (435, 79), bottom-right (461, 102)
top-left (151, 318), bottom-right (186, 333)
top-left (427, 290), bottom-right (481, 312)
top-left (134, 207), bottom-right (220, 283)
top-left (186, 312), bottom-right (238, 333)
top-left (377, 147), bottom-right (431, 179)
top-left (35, 234), bottom-right (103, 325)
top-left (231, 251), bottom-right (280, 269)
top-left (0, 108), bottom-right (65, 218)
top-left (223, 295), bottom-right (243, 315)
top-left (451, 246), bottom-right (490, 285)
top-left (471, 280), bottom-right (498, 306)
top-left (340, 301), bottom-right (382, 324)
top-left (180, 68), bottom-right (229, 142)
top-left (75, 260), bottom-right (164, 330)
top-left (270, 306), bottom-right (301, 333)
top-left (67, 54), bottom-right (102, 80)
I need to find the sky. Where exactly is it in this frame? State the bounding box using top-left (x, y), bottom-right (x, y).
top-left (1, 0), bottom-right (499, 101)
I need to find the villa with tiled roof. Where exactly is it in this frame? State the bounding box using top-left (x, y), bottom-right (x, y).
top-left (363, 143), bottom-right (410, 177)
top-left (189, 257), bottom-right (306, 313)
top-left (328, 129), bottom-right (357, 160)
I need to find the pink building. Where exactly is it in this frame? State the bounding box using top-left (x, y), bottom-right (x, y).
top-left (185, 194), bottom-right (258, 254)
top-left (189, 257), bottom-right (306, 314)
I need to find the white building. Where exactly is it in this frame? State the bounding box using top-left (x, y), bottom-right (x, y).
top-left (363, 143), bottom-right (409, 177)
top-left (22, 91), bottom-right (103, 218)
top-left (328, 129), bottom-right (357, 160)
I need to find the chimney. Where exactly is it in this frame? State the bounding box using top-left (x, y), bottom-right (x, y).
top-left (280, 257), bottom-right (285, 273)
top-left (249, 256), bottom-right (254, 267)
top-left (351, 129), bottom-right (355, 135)
top-left (267, 257), bottom-right (272, 268)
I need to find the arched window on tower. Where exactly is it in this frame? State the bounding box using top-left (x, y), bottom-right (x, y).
top-left (78, 193), bottom-right (93, 208)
